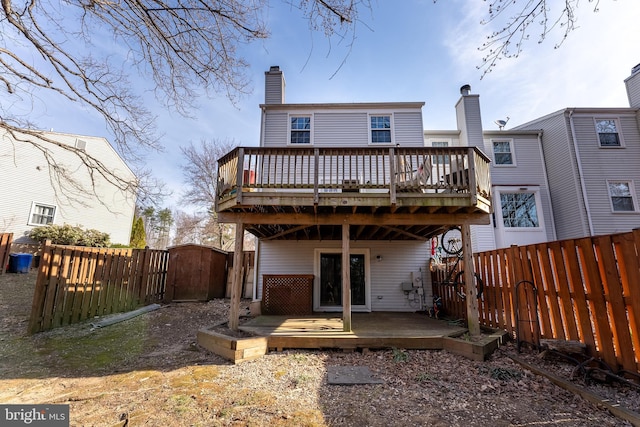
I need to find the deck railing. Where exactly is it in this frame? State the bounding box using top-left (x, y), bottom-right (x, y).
top-left (217, 146), bottom-right (491, 205)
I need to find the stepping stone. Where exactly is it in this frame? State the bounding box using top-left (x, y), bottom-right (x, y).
top-left (327, 366), bottom-right (383, 385)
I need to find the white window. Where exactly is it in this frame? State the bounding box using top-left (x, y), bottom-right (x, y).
top-left (492, 139), bottom-right (515, 166)
top-left (595, 118), bottom-right (623, 147)
top-left (289, 115), bottom-right (312, 144)
top-left (369, 114), bottom-right (393, 144)
top-left (28, 202), bottom-right (56, 225)
top-left (608, 181), bottom-right (637, 212)
top-left (500, 192), bottom-right (539, 227)
top-left (430, 139), bottom-right (450, 164)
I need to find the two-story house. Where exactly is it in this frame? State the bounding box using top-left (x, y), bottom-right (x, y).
top-left (0, 129), bottom-right (137, 247)
top-left (513, 64), bottom-right (640, 240)
top-left (217, 67), bottom-right (492, 330)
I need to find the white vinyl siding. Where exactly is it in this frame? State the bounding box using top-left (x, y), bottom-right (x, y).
top-left (0, 130), bottom-right (136, 245)
top-left (573, 113), bottom-right (640, 235)
top-left (393, 112), bottom-right (424, 146)
top-left (517, 112), bottom-right (590, 240)
top-left (263, 109), bottom-right (424, 148)
top-left (483, 132), bottom-right (556, 245)
top-left (256, 240), bottom-right (431, 312)
top-left (313, 112), bottom-right (368, 146)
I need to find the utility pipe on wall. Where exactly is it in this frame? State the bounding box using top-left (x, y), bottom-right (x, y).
top-left (568, 110), bottom-right (595, 236)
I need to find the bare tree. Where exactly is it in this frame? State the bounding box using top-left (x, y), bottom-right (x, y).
top-left (1, 0), bottom-right (366, 203)
top-left (459, 0), bottom-right (604, 76)
top-left (173, 210), bottom-right (206, 246)
top-left (179, 138), bottom-right (238, 249)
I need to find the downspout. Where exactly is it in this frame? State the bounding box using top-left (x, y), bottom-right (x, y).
top-left (536, 131), bottom-right (558, 241)
top-left (260, 105), bottom-right (266, 147)
top-left (568, 110), bottom-right (595, 236)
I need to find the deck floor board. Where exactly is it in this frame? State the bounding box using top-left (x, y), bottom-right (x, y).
top-left (239, 312), bottom-right (468, 350)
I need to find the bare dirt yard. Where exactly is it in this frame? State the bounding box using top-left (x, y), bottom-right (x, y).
top-left (1, 271), bottom-right (638, 427)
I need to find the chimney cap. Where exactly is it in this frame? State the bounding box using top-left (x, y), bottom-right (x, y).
top-left (269, 65), bottom-right (281, 72)
top-left (460, 84), bottom-right (471, 95)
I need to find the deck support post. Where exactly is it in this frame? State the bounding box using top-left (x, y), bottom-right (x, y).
top-left (229, 222), bottom-right (245, 331)
top-left (342, 223), bottom-right (352, 332)
top-left (461, 223), bottom-right (480, 336)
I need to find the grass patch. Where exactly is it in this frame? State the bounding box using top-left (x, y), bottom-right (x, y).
top-left (392, 347), bottom-right (409, 363)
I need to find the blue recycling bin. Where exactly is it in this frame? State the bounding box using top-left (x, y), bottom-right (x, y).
top-left (8, 253), bottom-right (33, 273)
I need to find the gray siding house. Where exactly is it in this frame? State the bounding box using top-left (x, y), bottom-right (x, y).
top-left (257, 68), bottom-right (433, 313)
top-left (515, 65), bottom-right (640, 240)
top-left (217, 67), bottom-right (491, 321)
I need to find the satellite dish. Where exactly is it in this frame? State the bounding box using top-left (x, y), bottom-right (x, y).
top-left (494, 117), bottom-right (510, 130)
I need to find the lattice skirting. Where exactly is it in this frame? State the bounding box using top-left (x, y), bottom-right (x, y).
top-left (261, 274), bottom-right (314, 315)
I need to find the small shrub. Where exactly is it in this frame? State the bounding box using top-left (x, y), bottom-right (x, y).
top-left (29, 224), bottom-right (111, 247)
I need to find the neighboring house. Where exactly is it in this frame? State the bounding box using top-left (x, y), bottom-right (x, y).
top-left (426, 63), bottom-right (640, 250)
top-left (216, 67), bottom-right (491, 319)
top-left (424, 128), bottom-right (557, 253)
top-left (513, 64), bottom-right (640, 240)
top-left (0, 130), bottom-right (137, 246)
top-left (425, 92), bottom-right (556, 252)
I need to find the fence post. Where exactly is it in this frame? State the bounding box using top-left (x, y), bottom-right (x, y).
top-left (28, 240), bottom-right (51, 334)
top-left (138, 247), bottom-right (152, 305)
top-left (0, 233), bottom-right (13, 274)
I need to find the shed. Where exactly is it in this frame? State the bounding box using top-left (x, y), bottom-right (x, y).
top-left (165, 244), bottom-right (228, 301)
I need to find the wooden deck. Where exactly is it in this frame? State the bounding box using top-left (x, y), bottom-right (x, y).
top-left (238, 312), bottom-right (469, 351)
top-left (216, 146), bottom-right (492, 241)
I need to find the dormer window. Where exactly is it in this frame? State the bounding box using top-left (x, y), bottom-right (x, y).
top-left (370, 115), bottom-right (393, 144)
top-left (596, 119), bottom-right (622, 147)
top-left (290, 116), bottom-right (311, 144)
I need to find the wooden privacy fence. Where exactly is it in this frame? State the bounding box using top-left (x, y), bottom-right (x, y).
top-left (29, 241), bottom-right (168, 334)
top-left (0, 233), bottom-right (12, 274)
top-left (436, 230), bottom-right (640, 376)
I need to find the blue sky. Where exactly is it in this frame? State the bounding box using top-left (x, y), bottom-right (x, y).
top-left (27, 0), bottom-right (640, 211)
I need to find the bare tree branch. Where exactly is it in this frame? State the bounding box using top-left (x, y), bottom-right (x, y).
top-left (1, 0), bottom-right (363, 206)
top-left (434, 0), bottom-right (603, 78)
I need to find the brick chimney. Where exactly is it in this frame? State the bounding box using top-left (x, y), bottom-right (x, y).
top-left (455, 84), bottom-right (484, 148)
top-left (265, 66), bottom-right (285, 104)
top-left (624, 63), bottom-right (640, 108)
